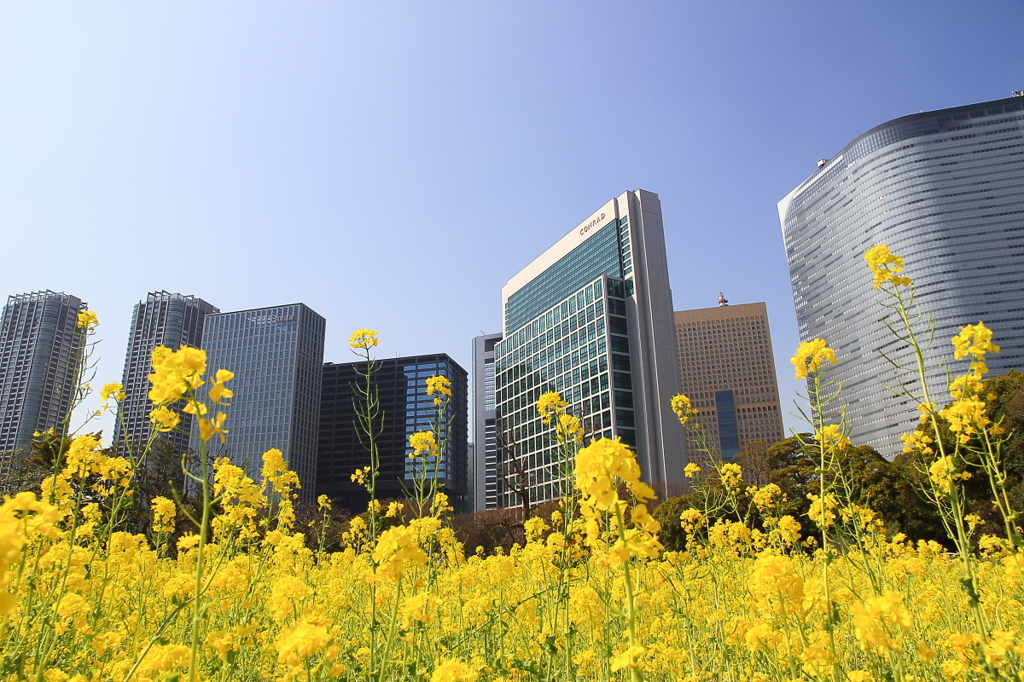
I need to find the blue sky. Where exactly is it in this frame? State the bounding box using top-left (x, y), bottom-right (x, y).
top-left (1, 2), bottom-right (1021, 441)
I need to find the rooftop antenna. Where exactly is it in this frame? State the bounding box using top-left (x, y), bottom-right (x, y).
top-left (718, 292), bottom-right (729, 307)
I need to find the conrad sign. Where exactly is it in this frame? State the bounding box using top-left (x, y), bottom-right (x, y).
top-left (579, 212), bottom-right (607, 236)
top-left (502, 197), bottom-right (619, 304)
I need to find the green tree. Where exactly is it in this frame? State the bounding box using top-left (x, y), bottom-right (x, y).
top-left (122, 437), bottom-right (201, 536)
top-left (896, 369), bottom-right (1024, 540)
top-left (736, 439), bottom-right (773, 487)
top-left (768, 433), bottom-right (947, 544)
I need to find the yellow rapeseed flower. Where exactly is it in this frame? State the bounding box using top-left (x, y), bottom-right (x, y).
top-left (816, 424), bottom-right (852, 450)
top-left (425, 375), bottom-right (452, 397)
top-left (777, 515), bottom-right (802, 545)
top-left (849, 590), bottom-right (912, 652)
top-left (350, 466), bottom-right (370, 485)
top-left (791, 338), bottom-right (837, 380)
top-left (409, 430), bottom-right (438, 459)
top-left (719, 462), bottom-right (743, 488)
top-left (426, 375), bottom-right (452, 405)
top-left (556, 413), bottom-right (584, 443)
top-left (373, 524), bottom-right (428, 582)
top-left (275, 612), bottom-right (330, 669)
top-left (610, 645), bottom-right (647, 672)
top-left (928, 456), bottom-right (971, 495)
top-left (671, 394), bottom-right (697, 425)
top-left (76, 310), bottom-right (99, 329)
top-left (151, 496), bottom-right (176, 533)
top-left (679, 508), bottom-right (703, 533)
top-left (430, 659), bottom-right (478, 682)
top-left (864, 243), bottom-right (913, 289)
top-left (952, 322), bottom-right (1000, 361)
top-left (751, 483), bottom-right (783, 511)
top-left (208, 369), bottom-right (234, 405)
top-left (949, 372), bottom-right (984, 401)
top-left (574, 437), bottom-right (654, 510)
top-left (940, 396), bottom-right (990, 443)
top-left (198, 412), bottom-right (228, 443)
top-left (149, 406), bottom-right (180, 432)
top-left (148, 345), bottom-right (207, 405)
top-left (537, 391), bottom-right (569, 424)
top-left (807, 493), bottom-right (838, 528)
top-left (900, 428), bottom-right (934, 455)
top-left (349, 328), bottom-right (379, 350)
top-left (100, 382), bottom-right (125, 402)
top-left (262, 448), bottom-right (300, 496)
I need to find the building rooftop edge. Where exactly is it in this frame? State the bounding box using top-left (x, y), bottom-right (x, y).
top-left (206, 303), bottom-right (325, 319)
top-left (675, 302), bottom-right (768, 316)
top-left (500, 189), bottom-right (654, 310)
top-left (324, 352), bottom-right (464, 367)
top-left (777, 94), bottom-right (1024, 228)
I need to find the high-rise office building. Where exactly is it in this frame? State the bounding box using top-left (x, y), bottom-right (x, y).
top-left (494, 190), bottom-right (685, 507)
top-left (473, 333), bottom-right (501, 511)
top-left (0, 291), bottom-right (87, 459)
top-left (779, 94), bottom-right (1024, 457)
top-left (199, 304), bottom-right (325, 501)
top-left (675, 299), bottom-right (784, 464)
top-left (116, 292), bottom-right (218, 453)
top-left (317, 354), bottom-right (469, 513)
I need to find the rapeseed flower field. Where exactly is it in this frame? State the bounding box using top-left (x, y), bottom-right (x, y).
top-left (0, 247), bottom-right (1021, 681)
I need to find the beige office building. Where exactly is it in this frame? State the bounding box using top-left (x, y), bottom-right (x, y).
top-left (675, 300), bottom-right (784, 465)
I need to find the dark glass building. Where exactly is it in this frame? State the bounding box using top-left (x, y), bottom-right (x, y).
top-left (317, 354), bottom-right (469, 514)
top-left (779, 94), bottom-right (1024, 457)
top-left (0, 291), bottom-right (86, 461)
top-left (198, 304), bottom-right (326, 501)
top-left (115, 291), bottom-right (218, 453)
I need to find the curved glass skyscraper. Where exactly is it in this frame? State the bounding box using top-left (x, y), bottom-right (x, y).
top-left (779, 95), bottom-right (1024, 457)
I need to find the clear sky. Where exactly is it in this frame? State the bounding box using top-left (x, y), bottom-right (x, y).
top-left (2, 2), bottom-right (1022, 443)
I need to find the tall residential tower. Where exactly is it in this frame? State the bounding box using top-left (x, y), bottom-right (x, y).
top-left (779, 94), bottom-right (1024, 457)
top-left (494, 190), bottom-right (685, 506)
top-left (199, 303), bottom-right (326, 500)
top-left (116, 292), bottom-right (218, 453)
top-left (0, 291), bottom-right (87, 459)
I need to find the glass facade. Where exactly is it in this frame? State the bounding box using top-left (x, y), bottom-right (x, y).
top-left (317, 354), bottom-right (469, 513)
top-left (495, 276), bottom-right (633, 505)
top-left (504, 220), bottom-right (625, 333)
top-left (496, 189), bottom-right (686, 507)
top-left (198, 304), bottom-right (325, 501)
top-left (116, 292), bottom-right (218, 454)
top-left (0, 291), bottom-right (86, 462)
top-left (674, 303), bottom-right (784, 464)
top-left (780, 95), bottom-right (1024, 457)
